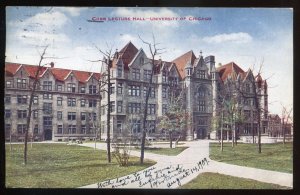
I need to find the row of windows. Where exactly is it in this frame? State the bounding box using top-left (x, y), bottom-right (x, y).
top-left (6, 80), bottom-right (98, 94)
top-left (5, 94), bottom-right (97, 108)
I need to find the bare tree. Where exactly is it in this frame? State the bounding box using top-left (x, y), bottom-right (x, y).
top-left (281, 104), bottom-right (293, 146)
top-left (139, 34), bottom-right (165, 164)
top-left (24, 45), bottom-right (48, 165)
top-left (90, 44), bottom-right (116, 163)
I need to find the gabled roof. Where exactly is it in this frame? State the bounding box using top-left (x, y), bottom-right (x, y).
top-left (5, 62), bottom-right (101, 82)
top-left (5, 62), bottom-right (48, 78)
top-left (23, 65), bottom-right (48, 78)
top-left (172, 50), bottom-right (197, 79)
top-left (153, 59), bottom-right (173, 74)
top-left (5, 62), bottom-right (22, 76)
top-left (217, 62), bottom-right (245, 82)
top-left (112, 41), bottom-right (139, 70)
top-left (50, 68), bottom-right (72, 81)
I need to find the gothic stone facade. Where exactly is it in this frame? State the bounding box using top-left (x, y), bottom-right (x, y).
top-left (5, 42), bottom-right (270, 142)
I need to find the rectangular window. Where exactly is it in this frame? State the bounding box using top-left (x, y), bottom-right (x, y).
top-left (57, 125), bottom-right (63, 134)
top-left (148, 104), bottom-right (156, 115)
top-left (43, 116), bottom-right (52, 126)
top-left (117, 65), bottom-right (122, 77)
top-left (117, 121), bottom-right (122, 133)
top-left (89, 85), bottom-right (97, 94)
top-left (57, 97), bottom-right (62, 106)
top-left (132, 68), bottom-right (140, 80)
top-left (34, 125), bottom-right (39, 134)
top-left (33, 96), bottom-right (38, 104)
top-left (80, 86), bottom-right (85, 93)
top-left (67, 98), bottom-right (76, 107)
top-left (5, 94), bottom-right (11, 104)
top-left (43, 93), bottom-right (52, 100)
top-left (128, 103), bottom-right (141, 114)
top-left (144, 70), bottom-right (152, 81)
top-left (17, 110), bottom-right (27, 118)
top-left (17, 78), bottom-right (27, 88)
top-left (162, 71), bottom-right (167, 83)
top-left (110, 101), bottom-right (115, 113)
top-left (67, 112), bottom-right (76, 120)
top-left (43, 103), bottom-right (52, 114)
top-left (5, 109), bottom-right (11, 118)
top-left (17, 124), bottom-right (27, 134)
top-left (57, 111), bottom-right (62, 120)
top-left (117, 101), bottom-right (122, 113)
top-left (17, 95), bottom-right (27, 104)
top-left (128, 85), bottom-right (140, 96)
top-left (117, 83), bottom-right (123, 94)
top-left (81, 112), bottom-right (86, 121)
top-left (144, 87), bottom-right (155, 98)
top-left (81, 125), bottom-right (86, 134)
top-left (6, 80), bottom-right (12, 88)
top-left (109, 83), bottom-right (115, 95)
top-left (33, 110), bottom-right (38, 119)
top-left (200, 70), bottom-right (205, 79)
top-left (162, 87), bottom-right (167, 98)
top-left (57, 84), bottom-right (62, 91)
top-left (89, 99), bottom-right (97, 107)
top-left (198, 100), bottom-right (206, 112)
top-left (131, 119), bottom-right (141, 133)
top-left (81, 99), bottom-right (86, 107)
top-left (67, 83), bottom-right (76, 93)
top-left (43, 81), bottom-right (52, 91)
top-left (68, 125), bottom-right (76, 134)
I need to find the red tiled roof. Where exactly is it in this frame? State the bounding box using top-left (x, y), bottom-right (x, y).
top-left (73, 70), bottom-right (93, 83)
top-left (172, 50), bottom-right (196, 79)
top-left (50, 68), bottom-right (71, 81)
top-left (217, 62), bottom-right (245, 82)
top-left (23, 65), bottom-right (48, 78)
top-left (5, 63), bottom-right (21, 76)
top-left (112, 41), bottom-right (139, 70)
top-left (5, 62), bottom-right (101, 82)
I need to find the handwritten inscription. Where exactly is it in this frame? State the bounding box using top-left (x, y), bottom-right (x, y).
top-left (97, 158), bottom-right (209, 188)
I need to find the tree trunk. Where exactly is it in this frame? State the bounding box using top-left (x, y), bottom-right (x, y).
top-left (283, 119), bottom-right (286, 146)
top-left (140, 62), bottom-right (155, 164)
top-left (169, 131), bottom-right (173, 148)
top-left (220, 111), bottom-right (224, 152)
top-left (106, 60), bottom-right (111, 163)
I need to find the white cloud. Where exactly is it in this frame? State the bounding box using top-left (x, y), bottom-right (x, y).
top-left (203, 32), bottom-right (253, 44)
top-left (9, 10), bottom-right (71, 46)
top-left (56, 7), bottom-right (87, 17)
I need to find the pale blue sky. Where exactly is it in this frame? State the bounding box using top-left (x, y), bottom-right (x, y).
top-left (5, 7), bottom-right (293, 115)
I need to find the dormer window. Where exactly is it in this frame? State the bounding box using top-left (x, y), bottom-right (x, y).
top-left (162, 71), bottom-right (167, 83)
top-left (200, 70), bottom-right (205, 79)
top-left (117, 64), bottom-right (122, 77)
top-left (17, 78), bottom-right (27, 89)
top-left (140, 57), bottom-right (144, 65)
top-left (67, 83), bottom-right (76, 93)
top-left (43, 81), bottom-right (52, 91)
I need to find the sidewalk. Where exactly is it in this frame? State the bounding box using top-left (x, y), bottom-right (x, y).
top-left (79, 140), bottom-right (293, 189)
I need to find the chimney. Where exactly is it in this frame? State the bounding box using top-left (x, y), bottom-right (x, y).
top-left (50, 62), bottom-right (54, 68)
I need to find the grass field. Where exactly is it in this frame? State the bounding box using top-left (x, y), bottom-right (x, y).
top-left (210, 142), bottom-right (293, 173)
top-left (5, 143), bottom-right (155, 188)
top-left (134, 146), bottom-right (188, 156)
top-left (180, 172), bottom-right (291, 189)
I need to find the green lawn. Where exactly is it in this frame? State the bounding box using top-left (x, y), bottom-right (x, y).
top-left (5, 143), bottom-right (155, 188)
top-left (210, 142), bottom-right (293, 173)
top-left (180, 172), bottom-right (291, 189)
top-left (134, 146), bottom-right (188, 156)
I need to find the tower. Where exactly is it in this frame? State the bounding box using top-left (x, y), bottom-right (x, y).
top-left (184, 61), bottom-right (194, 141)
